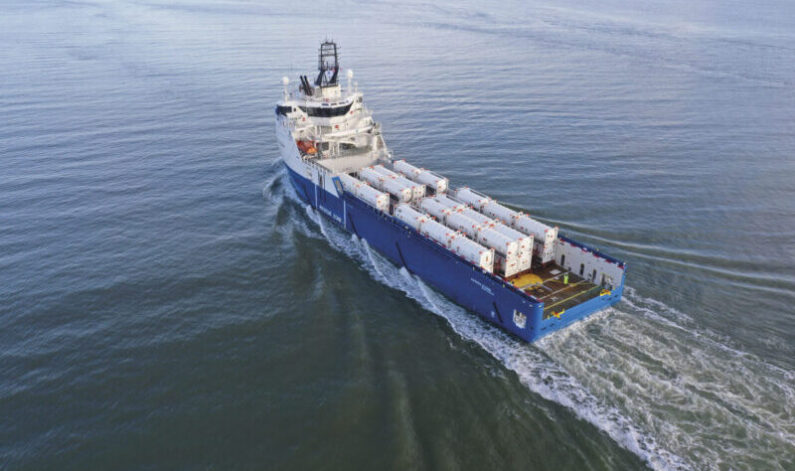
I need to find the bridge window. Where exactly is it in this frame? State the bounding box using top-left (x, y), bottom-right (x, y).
top-left (299, 103), bottom-right (353, 117)
top-left (579, 263), bottom-right (584, 276)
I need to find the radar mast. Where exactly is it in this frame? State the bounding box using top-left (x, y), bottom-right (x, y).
top-left (315, 41), bottom-right (339, 88)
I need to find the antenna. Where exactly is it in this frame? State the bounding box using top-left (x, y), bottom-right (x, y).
top-left (282, 76), bottom-right (289, 100)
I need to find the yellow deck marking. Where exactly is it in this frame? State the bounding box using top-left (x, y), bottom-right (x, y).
top-left (538, 279), bottom-right (588, 300)
top-left (544, 285), bottom-right (601, 311)
top-left (511, 272), bottom-right (543, 289)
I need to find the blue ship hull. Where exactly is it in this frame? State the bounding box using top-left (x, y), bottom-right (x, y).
top-left (286, 164), bottom-right (626, 342)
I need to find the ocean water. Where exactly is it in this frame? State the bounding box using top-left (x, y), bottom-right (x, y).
top-left (1, 1), bottom-right (793, 470)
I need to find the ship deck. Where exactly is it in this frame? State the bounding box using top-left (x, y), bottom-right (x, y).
top-left (510, 264), bottom-right (605, 319)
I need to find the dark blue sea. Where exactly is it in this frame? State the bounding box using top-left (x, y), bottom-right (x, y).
top-left (1, 1), bottom-right (793, 469)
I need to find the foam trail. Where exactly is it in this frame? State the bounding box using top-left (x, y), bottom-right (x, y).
top-left (413, 282), bottom-right (690, 471)
top-left (538, 287), bottom-right (795, 471)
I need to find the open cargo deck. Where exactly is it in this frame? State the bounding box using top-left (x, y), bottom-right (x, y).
top-left (510, 264), bottom-right (606, 319)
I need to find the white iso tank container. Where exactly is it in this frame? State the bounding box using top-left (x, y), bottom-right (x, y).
top-left (370, 164), bottom-right (402, 188)
top-left (401, 177), bottom-right (426, 201)
top-left (372, 165), bottom-right (426, 200)
top-left (453, 187), bottom-right (491, 210)
top-left (394, 204), bottom-right (428, 230)
top-left (392, 160), bottom-right (449, 194)
top-left (473, 226), bottom-right (520, 276)
top-left (494, 252), bottom-right (521, 278)
top-left (370, 165), bottom-right (425, 200)
top-left (358, 166), bottom-right (387, 186)
top-left (419, 197), bottom-right (452, 221)
top-left (477, 227), bottom-right (518, 258)
top-left (461, 207), bottom-right (495, 227)
top-left (445, 212), bottom-right (482, 239)
top-left (414, 170), bottom-right (448, 194)
top-left (339, 174), bottom-right (389, 212)
top-left (501, 255), bottom-right (521, 278)
top-left (518, 253), bottom-right (532, 271)
top-left (482, 200), bottom-right (519, 225)
top-left (339, 173), bottom-right (360, 194)
top-left (355, 185), bottom-right (390, 213)
top-left (512, 214), bottom-right (559, 264)
top-left (419, 218), bottom-right (457, 248)
top-left (492, 222), bottom-right (533, 270)
top-left (359, 167), bottom-right (413, 203)
top-left (392, 160), bottom-right (421, 177)
top-left (338, 173), bottom-right (361, 191)
top-left (450, 237), bottom-right (494, 273)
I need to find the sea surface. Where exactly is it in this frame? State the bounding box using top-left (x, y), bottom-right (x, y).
top-left (1, 1), bottom-right (793, 470)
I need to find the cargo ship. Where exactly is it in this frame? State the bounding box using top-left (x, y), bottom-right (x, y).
top-left (275, 41), bottom-right (626, 342)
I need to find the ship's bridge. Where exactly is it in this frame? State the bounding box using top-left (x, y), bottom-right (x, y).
top-left (275, 41), bottom-right (385, 163)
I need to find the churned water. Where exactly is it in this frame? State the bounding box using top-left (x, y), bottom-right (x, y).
top-left (1, 1), bottom-right (793, 470)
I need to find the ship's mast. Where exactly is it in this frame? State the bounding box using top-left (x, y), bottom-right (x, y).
top-left (315, 41), bottom-right (339, 88)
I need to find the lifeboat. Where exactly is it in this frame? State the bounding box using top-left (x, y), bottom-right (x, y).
top-left (296, 140), bottom-right (317, 154)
